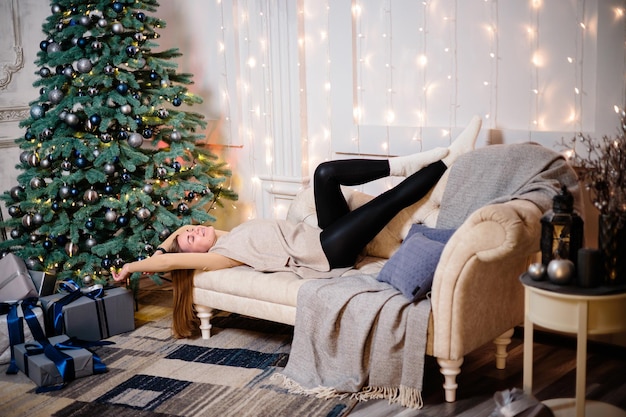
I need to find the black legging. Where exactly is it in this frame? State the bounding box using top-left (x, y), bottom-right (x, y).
top-left (315, 159), bottom-right (447, 268)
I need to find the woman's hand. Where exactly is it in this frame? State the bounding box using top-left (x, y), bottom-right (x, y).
top-left (111, 263), bottom-right (131, 282)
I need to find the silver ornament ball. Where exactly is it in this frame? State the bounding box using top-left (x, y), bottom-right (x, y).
top-left (547, 259), bottom-right (575, 285)
top-left (47, 42), bottom-right (61, 53)
top-left (103, 162), bottom-right (116, 175)
top-left (170, 130), bottom-right (182, 142)
top-left (120, 104), bottom-right (132, 115)
top-left (48, 88), bottom-right (64, 104)
top-left (104, 209), bottom-right (118, 223)
top-left (127, 132), bottom-right (143, 148)
top-left (136, 207), bottom-right (151, 221)
top-left (65, 113), bottom-right (79, 126)
top-left (83, 189), bottom-right (100, 204)
top-left (112, 22), bottom-right (124, 34)
top-left (76, 58), bottom-right (93, 73)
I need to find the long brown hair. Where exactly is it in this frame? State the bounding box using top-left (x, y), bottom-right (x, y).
top-left (169, 238), bottom-right (200, 339)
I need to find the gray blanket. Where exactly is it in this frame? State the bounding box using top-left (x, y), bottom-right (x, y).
top-left (277, 274), bottom-right (430, 409)
top-left (437, 142), bottom-right (581, 229)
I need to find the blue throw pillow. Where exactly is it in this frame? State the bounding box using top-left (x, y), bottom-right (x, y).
top-left (377, 224), bottom-right (456, 301)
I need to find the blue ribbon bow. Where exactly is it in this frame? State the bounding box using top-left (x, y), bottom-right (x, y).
top-left (50, 280), bottom-right (104, 336)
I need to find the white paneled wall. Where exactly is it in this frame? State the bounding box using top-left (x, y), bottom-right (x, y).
top-left (2, 0), bottom-right (625, 226)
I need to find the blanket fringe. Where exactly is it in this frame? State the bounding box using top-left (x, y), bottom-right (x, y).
top-left (272, 374), bottom-right (423, 409)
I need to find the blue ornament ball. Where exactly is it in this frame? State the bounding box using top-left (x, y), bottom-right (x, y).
top-left (172, 97), bottom-right (182, 106)
top-left (89, 114), bottom-right (101, 125)
top-left (112, 2), bottom-right (123, 13)
top-left (85, 219), bottom-right (95, 230)
top-left (116, 215), bottom-right (129, 227)
top-left (104, 184), bottom-right (114, 194)
top-left (40, 40), bottom-right (49, 51)
top-left (116, 83), bottom-right (129, 95)
top-left (51, 201), bottom-right (60, 212)
top-left (136, 12), bottom-right (146, 21)
top-left (101, 257), bottom-right (112, 269)
top-left (75, 156), bottom-right (88, 168)
top-left (43, 239), bottom-right (54, 251)
top-left (126, 45), bottom-right (137, 57)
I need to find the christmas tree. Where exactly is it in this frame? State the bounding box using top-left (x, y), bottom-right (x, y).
top-left (0, 0), bottom-right (236, 286)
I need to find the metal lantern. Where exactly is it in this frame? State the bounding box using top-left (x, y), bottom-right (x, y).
top-left (540, 185), bottom-right (584, 268)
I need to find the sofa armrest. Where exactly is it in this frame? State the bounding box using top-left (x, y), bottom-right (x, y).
top-left (430, 199), bottom-right (543, 360)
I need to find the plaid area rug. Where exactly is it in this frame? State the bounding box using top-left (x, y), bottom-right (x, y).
top-left (0, 312), bottom-right (357, 417)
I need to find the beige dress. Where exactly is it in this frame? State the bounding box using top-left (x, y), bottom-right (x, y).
top-left (209, 219), bottom-right (347, 278)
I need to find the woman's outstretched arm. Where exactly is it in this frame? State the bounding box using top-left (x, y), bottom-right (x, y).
top-left (111, 252), bottom-right (243, 282)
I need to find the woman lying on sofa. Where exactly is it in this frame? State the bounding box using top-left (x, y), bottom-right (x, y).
top-left (112, 116), bottom-right (482, 338)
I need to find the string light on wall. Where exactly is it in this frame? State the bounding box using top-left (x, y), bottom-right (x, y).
top-left (528, 0), bottom-right (541, 136)
top-left (353, 1), bottom-right (363, 153)
top-left (217, 0), bottom-right (233, 146)
top-left (382, 0), bottom-right (393, 155)
top-left (485, 0), bottom-right (499, 128)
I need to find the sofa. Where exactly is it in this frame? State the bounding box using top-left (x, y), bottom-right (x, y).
top-left (192, 143), bottom-right (581, 402)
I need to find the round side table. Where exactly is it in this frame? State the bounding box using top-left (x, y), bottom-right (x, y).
top-left (521, 277), bottom-right (626, 417)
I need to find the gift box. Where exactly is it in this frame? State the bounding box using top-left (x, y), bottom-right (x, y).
top-left (28, 270), bottom-right (57, 297)
top-left (0, 301), bottom-right (45, 364)
top-left (40, 286), bottom-right (134, 341)
top-left (13, 334), bottom-right (93, 388)
top-left (0, 254), bottom-right (38, 302)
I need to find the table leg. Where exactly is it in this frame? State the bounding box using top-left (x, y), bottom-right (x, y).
top-left (523, 289), bottom-right (534, 395)
top-left (575, 300), bottom-right (588, 417)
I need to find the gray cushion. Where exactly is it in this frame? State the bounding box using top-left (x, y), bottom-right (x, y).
top-left (377, 224), bottom-right (456, 301)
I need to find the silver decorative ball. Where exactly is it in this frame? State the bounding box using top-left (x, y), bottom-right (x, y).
top-left (48, 88), bottom-right (64, 104)
top-left (79, 15), bottom-right (91, 26)
top-left (112, 22), bottom-right (124, 34)
top-left (528, 263), bottom-right (546, 280)
top-left (30, 177), bottom-right (45, 189)
top-left (103, 163), bottom-right (116, 175)
top-left (10, 186), bottom-right (24, 200)
top-left (62, 66), bottom-right (74, 78)
top-left (40, 157), bottom-right (51, 169)
top-left (120, 104), bottom-right (132, 115)
top-left (76, 58), bottom-right (93, 73)
top-left (32, 212), bottom-right (43, 226)
top-left (85, 237), bottom-right (97, 249)
top-left (22, 214), bottom-right (33, 228)
top-left (82, 275), bottom-right (93, 285)
top-left (20, 151), bottom-right (30, 164)
top-left (51, 4), bottom-right (62, 13)
top-left (83, 189), bottom-right (99, 204)
top-left (104, 64), bottom-right (115, 75)
top-left (547, 259), bottom-right (575, 285)
top-left (136, 207), bottom-right (151, 221)
top-left (65, 113), bottom-right (79, 126)
top-left (65, 242), bottom-right (79, 257)
top-left (59, 185), bottom-right (71, 199)
top-left (27, 153), bottom-right (40, 167)
top-left (127, 132), bottom-right (143, 148)
top-left (100, 133), bottom-right (113, 143)
top-left (143, 184), bottom-right (153, 194)
top-left (170, 130), bottom-right (182, 142)
top-left (98, 18), bottom-right (108, 28)
top-left (104, 209), bottom-right (118, 223)
top-left (47, 42), bottom-right (61, 53)
top-left (159, 228), bottom-right (171, 240)
top-left (61, 160), bottom-right (72, 171)
top-left (91, 41), bottom-right (102, 51)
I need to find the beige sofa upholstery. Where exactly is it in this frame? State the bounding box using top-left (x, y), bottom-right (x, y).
top-left (192, 163), bottom-right (549, 402)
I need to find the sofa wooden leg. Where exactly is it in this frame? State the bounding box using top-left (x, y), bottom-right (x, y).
top-left (195, 305), bottom-right (213, 339)
top-left (494, 328), bottom-right (515, 370)
top-left (437, 357), bottom-right (464, 402)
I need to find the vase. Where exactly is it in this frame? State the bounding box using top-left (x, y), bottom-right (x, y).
top-left (598, 214), bottom-right (626, 285)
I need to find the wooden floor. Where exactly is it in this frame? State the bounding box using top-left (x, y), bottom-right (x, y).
top-left (349, 329), bottom-right (626, 416)
top-left (137, 279), bottom-right (626, 417)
